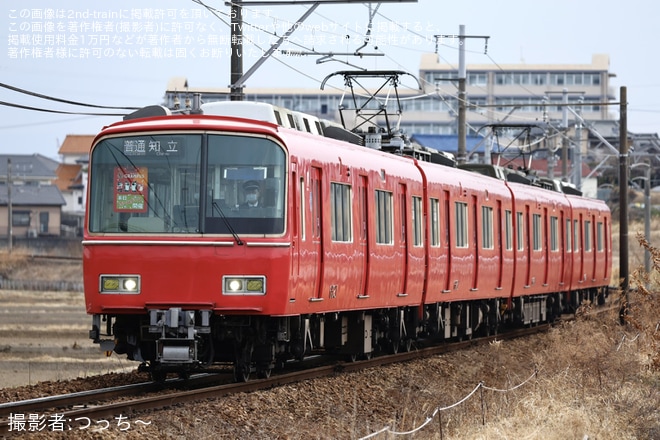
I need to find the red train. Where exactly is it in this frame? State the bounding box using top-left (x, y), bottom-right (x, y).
top-left (83, 99), bottom-right (611, 381)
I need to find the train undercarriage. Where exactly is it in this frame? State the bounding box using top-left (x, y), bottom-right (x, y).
top-left (90, 287), bottom-right (608, 382)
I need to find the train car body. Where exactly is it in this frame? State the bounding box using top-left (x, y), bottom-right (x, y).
top-left (83, 102), bottom-right (611, 380)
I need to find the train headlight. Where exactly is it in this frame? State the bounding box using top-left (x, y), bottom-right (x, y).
top-left (123, 278), bottom-right (138, 291)
top-left (223, 276), bottom-right (266, 295)
top-left (227, 279), bottom-right (243, 292)
top-left (100, 275), bottom-right (141, 294)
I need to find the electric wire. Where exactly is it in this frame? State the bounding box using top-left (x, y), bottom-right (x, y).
top-left (0, 82), bottom-right (140, 110)
top-left (0, 100), bottom-right (127, 116)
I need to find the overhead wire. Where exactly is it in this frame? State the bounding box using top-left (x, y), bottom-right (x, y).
top-left (0, 100), bottom-right (127, 116)
top-left (0, 82), bottom-right (140, 111)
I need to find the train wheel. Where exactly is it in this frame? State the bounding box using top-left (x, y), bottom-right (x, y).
top-left (234, 365), bottom-right (250, 382)
top-left (256, 364), bottom-right (272, 379)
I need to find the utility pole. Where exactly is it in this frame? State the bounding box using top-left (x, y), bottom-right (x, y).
top-left (457, 25), bottom-right (467, 165)
top-left (561, 88), bottom-right (569, 179)
top-left (574, 96), bottom-right (583, 190)
top-left (619, 86), bottom-right (629, 324)
top-left (434, 27), bottom-right (489, 165)
top-left (229, 1), bottom-right (243, 101)
top-left (545, 89), bottom-right (585, 182)
top-left (227, 0), bottom-right (415, 101)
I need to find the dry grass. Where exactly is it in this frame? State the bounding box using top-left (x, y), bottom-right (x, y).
top-left (2, 220), bottom-right (659, 439)
top-left (0, 249), bottom-right (31, 279)
top-left (0, 248), bottom-right (82, 282)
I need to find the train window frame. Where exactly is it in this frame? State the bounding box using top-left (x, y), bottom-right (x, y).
top-left (412, 196), bottom-right (423, 247)
top-left (532, 214), bottom-right (542, 251)
top-left (375, 189), bottom-right (393, 245)
top-left (566, 218), bottom-right (572, 253)
top-left (481, 205), bottom-right (494, 249)
top-left (573, 219), bottom-right (580, 252)
top-left (596, 221), bottom-right (604, 252)
top-left (430, 198), bottom-right (440, 247)
top-left (516, 212), bottom-right (524, 251)
top-left (504, 210), bottom-right (513, 250)
top-left (550, 216), bottom-right (559, 252)
top-left (584, 220), bottom-right (592, 252)
top-left (455, 201), bottom-right (468, 248)
top-left (330, 182), bottom-right (353, 242)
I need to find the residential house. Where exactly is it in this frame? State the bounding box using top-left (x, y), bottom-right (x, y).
top-left (0, 154), bottom-right (66, 237)
top-left (55, 134), bottom-right (93, 235)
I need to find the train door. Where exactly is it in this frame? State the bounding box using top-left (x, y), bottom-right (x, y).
top-left (543, 207), bottom-right (549, 287)
top-left (558, 213), bottom-right (567, 287)
top-left (578, 215), bottom-right (585, 283)
top-left (563, 217), bottom-right (570, 288)
top-left (586, 214), bottom-right (596, 282)
top-left (358, 175), bottom-right (369, 295)
top-left (310, 167), bottom-right (323, 301)
top-left (443, 191), bottom-right (452, 293)
top-left (525, 206), bottom-right (532, 287)
top-left (291, 165), bottom-right (301, 284)
top-left (398, 183), bottom-right (409, 295)
top-left (496, 200), bottom-right (504, 289)
top-left (471, 195), bottom-right (479, 291)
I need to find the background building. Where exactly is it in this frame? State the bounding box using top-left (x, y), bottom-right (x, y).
top-left (163, 53), bottom-right (619, 198)
top-left (0, 154), bottom-right (65, 237)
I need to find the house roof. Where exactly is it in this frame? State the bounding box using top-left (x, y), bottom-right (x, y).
top-left (0, 154), bottom-right (58, 180)
top-left (58, 134), bottom-right (94, 156)
top-left (0, 184), bottom-right (66, 206)
top-left (55, 163), bottom-right (83, 192)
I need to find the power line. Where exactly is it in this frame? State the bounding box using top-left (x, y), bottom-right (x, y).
top-left (0, 100), bottom-right (127, 116)
top-left (0, 82), bottom-right (140, 110)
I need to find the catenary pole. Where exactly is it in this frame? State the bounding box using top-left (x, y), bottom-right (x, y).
top-left (619, 86), bottom-right (629, 323)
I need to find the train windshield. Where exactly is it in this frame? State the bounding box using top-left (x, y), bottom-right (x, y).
top-left (87, 133), bottom-right (286, 235)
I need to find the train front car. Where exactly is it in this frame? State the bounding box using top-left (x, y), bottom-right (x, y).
top-left (83, 115), bottom-right (291, 380)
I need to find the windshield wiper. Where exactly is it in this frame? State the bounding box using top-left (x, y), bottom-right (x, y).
top-left (212, 201), bottom-right (244, 246)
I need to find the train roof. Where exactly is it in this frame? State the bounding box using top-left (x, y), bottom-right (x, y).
top-left (118, 102), bottom-right (591, 199)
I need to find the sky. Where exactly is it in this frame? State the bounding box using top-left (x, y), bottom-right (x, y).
top-left (1, 0), bottom-right (658, 160)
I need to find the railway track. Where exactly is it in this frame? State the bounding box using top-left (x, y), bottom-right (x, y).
top-left (0, 321), bottom-right (556, 436)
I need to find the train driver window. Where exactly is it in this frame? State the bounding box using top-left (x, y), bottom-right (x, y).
top-left (205, 135), bottom-right (286, 235)
top-left (88, 134), bottom-right (202, 234)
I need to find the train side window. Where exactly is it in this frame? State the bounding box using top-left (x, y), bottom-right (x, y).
top-left (516, 212), bottom-right (524, 251)
top-left (532, 214), bottom-right (542, 251)
top-left (596, 221), bottom-right (604, 252)
top-left (573, 219), bottom-right (580, 252)
top-left (566, 219), bottom-right (572, 252)
top-left (550, 216), bottom-right (559, 251)
top-left (481, 206), bottom-right (493, 249)
top-left (504, 210), bottom-right (513, 250)
top-left (584, 220), bottom-right (592, 251)
top-left (331, 182), bottom-right (353, 242)
top-left (412, 196), bottom-right (423, 247)
top-left (455, 202), bottom-right (468, 248)
top-left (430, 198), bottom-right (440, 247)
top-left (375, 190), bottom-right (393, 245)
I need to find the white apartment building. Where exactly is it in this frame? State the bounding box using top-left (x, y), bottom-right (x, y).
top-left (164, 53), bottom-right (616, 137)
